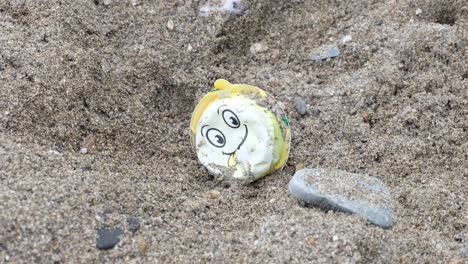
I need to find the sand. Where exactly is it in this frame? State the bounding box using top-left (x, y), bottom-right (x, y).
top-left (0, 0), bottom-right (467, 263)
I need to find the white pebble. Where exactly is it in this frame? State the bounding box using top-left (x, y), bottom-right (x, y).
top-left (199, 0), bottom-right (244, 16)
top-left (167, 20), bottom-right (174, 30)
top-left (130, 0), bottom-right (140, 6)
top-left (415, 8), bottom-right (422, 15)
top-left (250, 42), bottom-right (268, 55)
top-left (341, 35), bottom-right (352, 45)
top-left (95, 214), bottom-right (103, 222)
top-left (80, 148), bottom-right (88, 154)
top-left (47, 150), bottom-right (61, 156)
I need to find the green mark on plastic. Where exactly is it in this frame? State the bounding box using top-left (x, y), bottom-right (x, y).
top-left (282, 115), bottom-right (289, 127)
top-left (209, 88), bottom-right (219, 92)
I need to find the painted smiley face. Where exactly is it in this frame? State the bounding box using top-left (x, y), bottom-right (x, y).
top-left (195, 96), bottom-right (279, 180)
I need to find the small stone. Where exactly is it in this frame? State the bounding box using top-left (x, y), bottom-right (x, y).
top-left (95, 212), bottom-right (105, 223)
top-left (153, 216), bottom-right (163, 225)
top-left (103, 0), bottom-right (112, 5)
top-left (129, 0), bottom-right (140, 6)
top-left (51, 254), bottom-right (61, 263)
top-left (81, 135), bottom-right (97, 154)
top-left (415, 8), bottom-right (422, 15)
top-left (288, 168), bottom-right (393, 228)
top-left (136, 236), bottom-right (148, 255)
top-left (454, 234), bottom-right (464, 242)
top-left (199, 0), bottom-right (244, 16)
top-left (80, 148), bottom-right (88, 154)
top-left (250, 42), bottom-right (268, 55)
top-left (96, 227), bottom-right (123, 250)
top-left (306, 236), bottom-right (316, 246)
top-left (459, 246), bottom-right (468, 257)
top-left (294, 97), bottom-right (308, 115)
top-left (167, 20), bottom-right (174, 30)
top-left (187, 44), bottom-right (193, 52)
top-left (312, 108), bottom-right (321, 116)
top-left (311, 45), bottom-right (340, 61)
top-left (332, 235), bottom-right (339, 242)
top-left (341, 35), bottom-right (352, 45)
top-left (207, 190), bottom-right (221, 199)
top-left (127, 217), bottom-right (140, 234)
top-left (361, 112), bottom-right (370, 123)
top-left (295, 163), bottom-right (304, 172)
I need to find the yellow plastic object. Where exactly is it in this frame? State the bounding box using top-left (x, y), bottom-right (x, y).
top-left (190, 79), bottom-right (291, 182)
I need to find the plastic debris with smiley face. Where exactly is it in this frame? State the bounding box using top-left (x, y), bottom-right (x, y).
top-left (190, 79), bottom-right (291, 182)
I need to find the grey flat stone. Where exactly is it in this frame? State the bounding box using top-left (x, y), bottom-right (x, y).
top-left (294, 96), bottom-right (308, 115)
top-left (311, 46), bottom-right (341, 61)
top-left (96, 227), bottom-right (123, 250)
top-left (288, 168), bottom-right (393, 228)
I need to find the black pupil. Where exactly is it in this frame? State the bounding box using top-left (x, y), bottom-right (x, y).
top-left (216, 135), bottom-right (224, 144)
top-left (230, 117), bottom-right (239, 126)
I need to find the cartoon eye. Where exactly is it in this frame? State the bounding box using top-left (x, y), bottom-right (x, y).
top-left (222, 110), bottom-right (240, 128)
top-left (206, 128), bottom-right (226, 148)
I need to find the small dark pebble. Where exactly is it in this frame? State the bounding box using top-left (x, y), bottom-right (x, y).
top-left (127, 217), bottom-right (140, 234)
top-left (376, 19), bottom-right (384, 26)
top-left (312, 108), bottom-right (321, 116)
top-left (454, 234), bottom-right (464, 242)
top-left (201, 174), bottom-right (214, 182)
top-left (96, 227), bottom-right (123, 250)
top-left (0, 64), bottom-right (4, 71)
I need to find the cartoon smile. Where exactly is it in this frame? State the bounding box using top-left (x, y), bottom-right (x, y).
top-left (222, 124), bottom-right (248, 166)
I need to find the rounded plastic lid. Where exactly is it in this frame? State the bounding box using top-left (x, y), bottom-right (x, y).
top-left (190, 79), bottom-right (291, 182)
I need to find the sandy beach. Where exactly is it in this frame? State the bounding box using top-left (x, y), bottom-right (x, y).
top-left (0, 0), bottom-right (467, 263)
